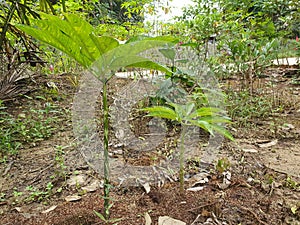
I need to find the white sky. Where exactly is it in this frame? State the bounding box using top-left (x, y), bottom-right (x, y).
top-left (165, 0), bottom-right (194, 21)
top-left (145, 0), bottom-right (195, 22)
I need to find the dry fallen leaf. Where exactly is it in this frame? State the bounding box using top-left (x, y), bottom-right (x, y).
top-left (65, 195), bottom-right (82, 202)
top-left (281, 123), bottom-right (295, 130)
top-left (81, 180), bottom-right (101, 192)
top-left (187, 186), bottom-right (204, 192)
top-left (242, 148), bottom-right (258, 153)
top-left (258, 139), bottom-right (278, 148)
top-left (66, 174), bottom-right (86, 186)
top-left (42, 205), bottom-right (57, 214)
top-left (158, 216), bottom-right (186, 225)
top-left (14, 207), bottom-right (22, 212)
top-left (188, 172), bottom-right (210, 187)
top-left (142, 182), bottom-right (151, 194)
top-left (145, 212), bottom-right (152, 225)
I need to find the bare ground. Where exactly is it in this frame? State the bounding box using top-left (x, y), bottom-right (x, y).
top-left (1, 66), bottom-right (300, 225)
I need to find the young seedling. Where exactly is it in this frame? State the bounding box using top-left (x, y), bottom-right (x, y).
top-left (141, 101), bottom-right (233, 192)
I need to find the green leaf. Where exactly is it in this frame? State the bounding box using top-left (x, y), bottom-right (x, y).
top-left (181, 42), bottom-right (198, 48)
top-left (193, 115), bottom-right (231, 124)
top-left (190, 120), bottom-right (214, 134)
top-left (184, 102), bottom-right (195, 116)
top-left (122, 39), bottom-right (175, 56)
top-left (90, 38), bottom-right (176, 79)
top-left (291, 206), bottom-right (298, 215)
top-left (159, 48), bottom-right (176, 61)
top-left (110, 55), bottom-right (151, 69)
top-left (89, 34), bottom-right (119, 55)
top-left (125, 35), bottom-right (151, 43)
top-left (210, 124), bottom-right (234, 141)
top-left (175, 59), bottom-right (189, 64)
top-left (16, 13), bottom-right (98, 67)
top-left (94, 210), bottom-right (106, 221)
top-left (141, 106), bottom-right (178, 121)
top-left (127, 61), bottom-right (171, 74)
top-left (189, 107), bottom-right (221, 118)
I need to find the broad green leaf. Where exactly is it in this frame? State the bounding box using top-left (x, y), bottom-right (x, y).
top-left (167, 102), bottom-right (182, 118)
top-left (159, 48), bottom-right (176, 61)
top-left (110, 56), bottom-right (155, 69)
top-left (16, 13), bottom-right (98, 67)
top-left (121, 39), bottom-right (175, 56)
top-left (91, 55), bottom-right (158, 78)
top-left (209, 124), bottom-right (234, 141)
top-left (141, 106), bottom-right (178, 121)
top-left (127, 61), bottom-right (172, 74)
top-left (193, 116), bottom-right (231, 124)
top-left (189, 107), bottom-right (221, 118)
top-left (91, 38), bottom-right (177, 79)
top-left (125, 35), bottom-right (150, 43)
top-left (184, 102), bottom-right (195, 116)
top-left (89, 34), bottom-right (119, 56)
top-left (190, 120), bottom-right (214, 134)
top-left (167, 102), bottom-right (195, 120)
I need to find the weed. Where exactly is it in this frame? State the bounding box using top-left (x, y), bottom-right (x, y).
top-left (0, 101), bottom-right (62, 157)
top-left (0, 192), bottom-right (5, 202)
top-left (94, 210), bottom-right (122, 225)
top-left (216, 157), bottom-right (231, 173)
top-left (13, 188), bottom-right (23, 197)
top-left (25, 182), bottom-right (53, 203)
top-left (67, 74), bottom-right (80, 87)
top-left (226, 90), bottom-right (274, 125)
top-left (12, 188), bottom-right (23, 204)
top-left (286, 177), bottom-right (300, 191)
top-left (54, 145), bottom-right (67, 180)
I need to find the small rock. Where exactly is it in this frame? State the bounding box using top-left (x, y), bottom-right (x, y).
top-left (20, 213), bottom-right (35, 219)
top-left (218, 171), bottom-right (231, 190)
top-left (247, 177), bottom-right (254, 183)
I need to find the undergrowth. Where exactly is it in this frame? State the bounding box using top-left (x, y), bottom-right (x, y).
top-left (0, 99), bottom-right (64, 161)
top-left (226, 90), bottom-right (285, 126)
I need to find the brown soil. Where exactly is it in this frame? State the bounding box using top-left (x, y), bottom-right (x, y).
top-left (1, 67), bottom-right (300, 225)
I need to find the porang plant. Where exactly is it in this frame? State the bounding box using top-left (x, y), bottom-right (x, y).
top-left (142, 99), bottom-right (233, 193)
top-left (141, 44), bottom-right (234, 192)
top-left (16, 13), bottom-right (176, 220)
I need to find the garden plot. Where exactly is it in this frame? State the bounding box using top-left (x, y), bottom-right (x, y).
top-left (1, 64), bottom-right (300, 224)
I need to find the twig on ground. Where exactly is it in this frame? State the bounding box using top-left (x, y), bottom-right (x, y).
top-left (190, 214), bottom-right (201, 225)
top-left (239, 205), bottom-right (268, 225)
top-left (3, 160), bottom-right (14, 176)
top-left (188, 201), bottom-right (218, 213)
top-left (28, 163), bottom-right (54, 185)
